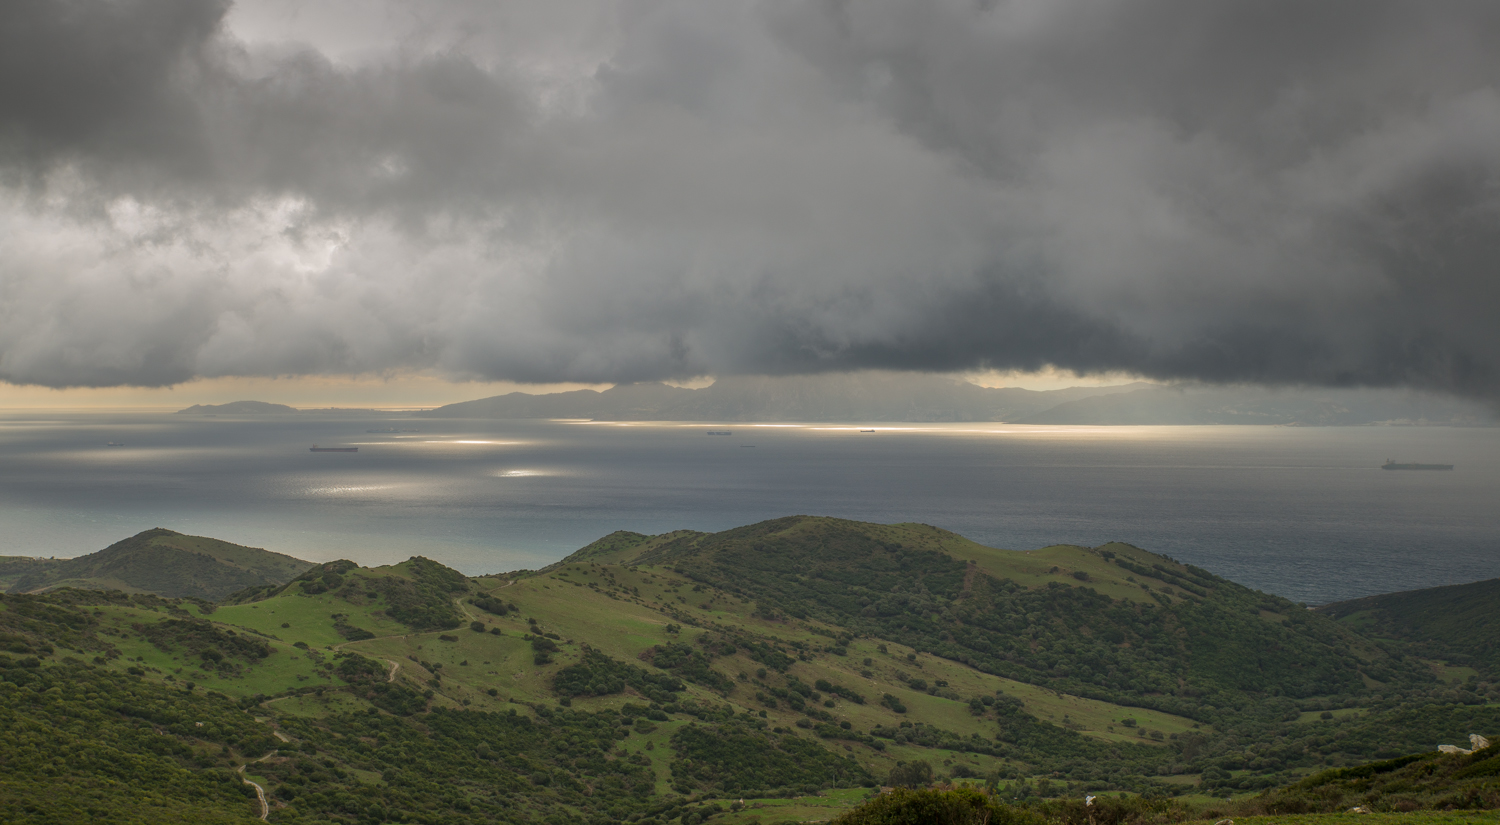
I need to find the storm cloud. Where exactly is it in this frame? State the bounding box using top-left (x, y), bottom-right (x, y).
top-left (2, 0), bottom-right (1499, 396)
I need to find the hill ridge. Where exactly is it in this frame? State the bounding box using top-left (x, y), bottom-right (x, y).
top-left (1318, 578), bottom-right (1500, 677)
top-left (2, 517), bottom-right (1497, 825)
top-left (5, 528), bottom-right (314, 600)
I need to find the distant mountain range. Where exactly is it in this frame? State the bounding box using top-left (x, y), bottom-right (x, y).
top-left (420, 373), bottom-right (1153, 422)
top-left (176, 400), bottom-right (298, 415)
top-left (418, 373), bottom-right (1496, 425)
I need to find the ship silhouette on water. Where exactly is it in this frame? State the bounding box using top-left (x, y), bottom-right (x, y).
top-left (1381, 459), bottom-right (1453, 471)
top-left (310, 446), bottom-right (358, 453)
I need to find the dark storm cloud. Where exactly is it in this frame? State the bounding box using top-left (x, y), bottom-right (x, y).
top-left (1, 0), bottom-right (1499, 397)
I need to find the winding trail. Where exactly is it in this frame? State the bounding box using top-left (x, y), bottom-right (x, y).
top-left (239, 769), bottom-right (269, 821)
top-left (238, 749), bottom-right (279, 821)
top-left (285, 580), bottom-right (515, 704)
top-left (236, 579), bottom-right (520, 818)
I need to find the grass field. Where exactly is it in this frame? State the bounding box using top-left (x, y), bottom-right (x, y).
top-left (14, 516), bottom-right (1493, 825)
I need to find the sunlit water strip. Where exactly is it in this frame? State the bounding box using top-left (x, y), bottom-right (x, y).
top-left (1, 412), bottom-right (1496, 604)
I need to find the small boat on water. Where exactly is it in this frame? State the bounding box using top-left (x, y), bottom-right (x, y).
top-left (706, 430), bottom-right (731, 436)
top-left (310, 446), bottom-right (359, 453)
top-left (859, 429), bottom-right (875, 433)
top-left (1381, 459), bottom-right (1452, 471)
top-left (106, 442), bottom-right (124, 447)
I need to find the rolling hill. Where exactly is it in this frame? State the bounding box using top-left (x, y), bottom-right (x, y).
top-left (4, 528), bottom-right (314, 600)
top-left (0, 517), bottom-right (1496, 824)
top-left (1318, 578), bottom-right (1500, 678)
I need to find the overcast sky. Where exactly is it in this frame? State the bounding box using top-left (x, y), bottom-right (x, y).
top-left (2, 0), bottom-right (1499, 401)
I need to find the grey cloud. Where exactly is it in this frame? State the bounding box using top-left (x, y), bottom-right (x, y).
top-left (1, 0), bottom-right (1498, 399)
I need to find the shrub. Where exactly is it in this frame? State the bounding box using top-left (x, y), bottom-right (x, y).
top-left (833, 787), bottom-right (1045, 825)
top-left (886, 760), bottom-right (934, 789)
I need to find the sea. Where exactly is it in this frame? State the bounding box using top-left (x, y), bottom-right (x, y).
top-left (2, 411), bottom-right (1497, 606)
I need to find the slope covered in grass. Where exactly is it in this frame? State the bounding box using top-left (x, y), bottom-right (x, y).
top-left (6, 529), bottom-right (313, 601)
top-left (608, 517), bottom-right (1423, 714)
top-left (1319, 579), bottom-right (1500, 678)
top-left (3, 517), bottom-right (1499, 823)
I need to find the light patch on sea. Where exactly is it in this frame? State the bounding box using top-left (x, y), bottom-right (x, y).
top-left (0, 411), bottom-right (1497, 605)
top-left (303, 484), bottom-right (400, 496)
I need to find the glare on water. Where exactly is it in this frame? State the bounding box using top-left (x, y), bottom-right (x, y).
top-left (0, 411), bottom-right (1495, 605)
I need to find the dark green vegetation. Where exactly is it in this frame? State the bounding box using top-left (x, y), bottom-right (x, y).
top-left (5, 528), bottom-right (313, 600)
top-left (830, 741), bottom-right (1500, 825)
top-left (831, 786), bottom-right (1044, 825)
top-left (0, 650), bottom-right (278, 823)
top-left (1319, 578), bottom-right (1500, 677)
top-left (2, 516), bottom-right (1498, 824)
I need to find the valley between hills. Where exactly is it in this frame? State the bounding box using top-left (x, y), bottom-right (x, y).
top-left (2, 518), bottom-right (1497, 824)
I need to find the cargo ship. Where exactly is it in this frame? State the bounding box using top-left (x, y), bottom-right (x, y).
top-left (706, 430), bottom-right (731, 436)
top-left (310, 446), bottom-right (358, 453)
top-left (1381, 459), bottom-right (1452, 471)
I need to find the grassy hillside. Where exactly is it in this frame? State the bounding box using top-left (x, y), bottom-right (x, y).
top-left (5, 529), bottom-right (314, 601)
top-left (0, 555), bottom-right (66, 591)
top-left (2, 517), bottom-right (1497, 824)
top-left (1318, 579), bottom-right (1500, 678)
top-left (592, 517), bottom-right (1420, 711)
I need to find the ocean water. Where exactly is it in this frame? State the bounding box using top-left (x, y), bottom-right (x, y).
top-left (1, 411), bottom-right (1497, 605)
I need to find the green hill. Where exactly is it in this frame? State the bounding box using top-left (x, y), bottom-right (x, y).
top-left (0, 556), bottom-right (66, 591)
top-left (567, 516), bottom-right (1421, 714)
top-left (1318, 579), bottom-right (1500, 678)
top-left (5, 529), bottom-right (314, 601)
top-left (1, 517), bottom-right (1497, 824)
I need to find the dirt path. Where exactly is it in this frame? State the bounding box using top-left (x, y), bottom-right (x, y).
top-left (238, 749), bottom-right (279, 821)
top-left (239, 769), bottom-right (269, 821)
top-left (310, 581), bottom-right (517, 696)
top-left (330, 582), bottom-right (513, 655)
top-left (239, 579), bottom-right (523, 812)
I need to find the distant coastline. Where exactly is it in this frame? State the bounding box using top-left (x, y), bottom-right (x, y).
top-left (414, 374), bottom-right (1496, 426)
top-left (176, 400), bottom-right (298, 415)
top-left (171, 375), bottom-right (1497, 426)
